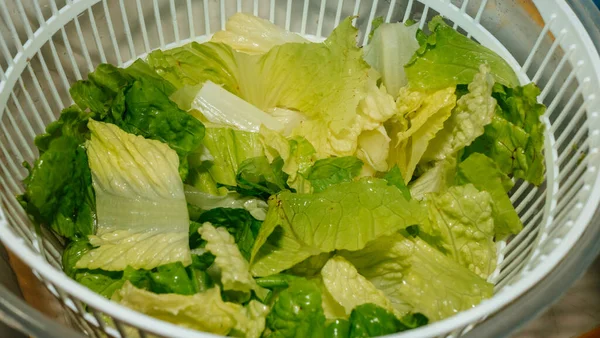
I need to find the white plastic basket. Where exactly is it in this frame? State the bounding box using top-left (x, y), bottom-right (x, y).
top-left (0, 0), bottom-right (599, 337)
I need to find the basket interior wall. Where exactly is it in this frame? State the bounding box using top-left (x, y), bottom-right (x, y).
top-left (0, 0), bottom-right (599, 337)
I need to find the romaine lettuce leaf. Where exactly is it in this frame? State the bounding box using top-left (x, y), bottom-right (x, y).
top-left (381, 165), bottom-right (411, 201)
top-left (192, 128), bottom-right (265, 188)
top-left (405, 16), bottom-right (519, 90)
top-left (250, 178), bottom-right (426, 276)
top-left (423, 184), bottom-right (497, 279)
top-left (457, 153), bottom-right (522, 239)
top-left (321, 256), bottom-right (395, 316)
top-left (76, 121), bottom-right (191, 271)
top-left (388, 86), bottom-right (456, 182)
top-left (348, 304), bottom-right (428, 338)
top-left (264, 279), bottom-right (326, 337)
top-left (422, 65), bottom-right (496, 162)
top-left (465, 83), bottom-right (546, 185)
top-left (184, 184), bottom-right (268, 221)
top-left (199, 222), bottom-right (269, 300)
top-left (114, 282), bottom-right (268, 337)
top-left (363, 22), bottom-right (420, 97)
top-left (341, 234), bottom-right (493, 321)
top-left (303, 156), bottom-right (363, 193)
top-left (408, 156), bottom-right (457, 200)
top-left (212, 13), bottom-right (308, 54)
top-left (190, 81), bottom-right (284, 132)
top-left (232, 156), bottom-right (290, 199)
top-left (18, 106), bottom-right (95, 241)
top-left (326, 319), bottom-right (350, 337)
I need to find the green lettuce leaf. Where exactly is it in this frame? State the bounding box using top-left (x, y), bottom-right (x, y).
top-left (114, 282), bottom-right (268, 338)
top-left (232, 156), bottom-right (290, 199)
top-left (422, 65), bottom-right (496, 162)
top-left (265, 279), bottom-right (326, 337)
top-left (211, 13), bottom-right (308, 54)
top-left (363, 22), bottom-right (420, 97)
top-left (456, 153), bottom-right (522, 239)
top-left (184, 184), bottom-right (268, 221)
top-left (250, 178), bottom-right (426, 276)
top-left (189, 81), bottom-right (284, 132)
top-left (321, 256), bottom-right (395, 316)
top-left (348, 304), bottom-right (428, 338)
top-left (69, 61), bottom-right (205, 179)
top-left (341, 234), bottom-right (493, 321)
top-left (192, 127), bottom-right (265, 188)
top-left (303, 156), bottom-right (363, 193)
top-left (18, 106), bottom-right (94, 241)
top-left (76, 121), bottom-right (191, 271)
top-left (199, 222), bottom-right (269, 300)
top-left (408, 156), bottom-right (457, 200)
top-left (465, 83), bottom-right (546, 185)
top-left (381, 165), bottom-right (411, 201)
top-left (388, 86), bottom-right (456, 182)
top-left (326, 319), bottom-right (351, 338)
top-left (405, 16), bottom-right (519, 90)
top-left (423, 184), bottom-right (497, 279)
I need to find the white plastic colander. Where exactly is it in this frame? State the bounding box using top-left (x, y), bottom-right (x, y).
top-left (0, 0), bottom-right (599, 337)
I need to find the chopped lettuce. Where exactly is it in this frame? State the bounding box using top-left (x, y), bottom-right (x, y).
top-left (190, 81), bottom-right (284, 132)
top-left (265, 279), bottom-right (326, 337)
top-left (381, 165), bottom-right (411, 201)
top-left (364, 22), bottom-right (420, 97)
top-left (18, 106), bottom-right (94, 241)
top-left (465, 83), bottom-right (546, 185)
top-left (348, 304), bottom-right (428, 338)
top-left (69, 61), bottom-right (205, 180)
top-left (422, 65), bottom-right (496, 162)
top-left (341, 234), bottom-right (493, 321)
top-left (423, 184), bottom-right (497, 279)
top-left (388, 86), bottom-right (456, 182)
top-left (192, 208), bottom-right (262, 261)
top-left (212, 13), bottom-right (308, 54)
top-left (405, 16), bottom-right (519, 90)
top-left (232, 156), bottom-right (290, 198)
top-left (250, 178), bottom-right (426, 276)
top-left (409, 156), bottom-right (457, 200)
top-left (192, 127), bottom-right (265, 188)
top-left (184, 184), bottom-right (268, 221)
top-left (457, 153), bottom-right (522, 239)
top-left (303, 156), bottom-right (363, 193)
top-left (321, 256), bottom-right (395, 316)
top-left (114, 282), bottom-right (268, 337)
top-left (76, 121), bottom-right (191, 271)
top-left (199, 222), bottom-right (269, 300)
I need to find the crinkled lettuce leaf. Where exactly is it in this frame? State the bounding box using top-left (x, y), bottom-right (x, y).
top-left (265, 279), bottom-right (326, 337)
top-left (18, 106), bottom-right (95, 241)
top-left (422, 65), bottom-right (496, 162)
top-left (76, 121), bottom-right (191, 271)
top-left (363, 22), bottom-right (420, 97)
top-left (388, 86), bottom-right (456, 182)
top-left (405, 16), bottom-right (519, 90)
top-left (408, 156), bottom-right (457, 200)
top-left (232, 156), bottom-right (290, 199)
top-left (191, 128), bottom-right (265, 188)
top-left (303, 156), bottom-right (363, 193)
top-left (348, 304), bottom-right (428, 338)
top-left (211, 13), bottom-right (308, 54)
top-left (184, 184), bottom-right (268, 221)
top-left (457, 153), bottom-right (522, 239)
top-left (321, 256), bottom-right (395, 316)
top-left (381, 165), bottom-right (411, 201)
top-left (114, 282), bottom-right (268, 338)
top-left (341, 234), bottom-right (493, 321)
top-left (423, 184), bottom-right (497, 279)
top-left (199, 222), bottom-right (268, 300)
top-left (250, 178), bottom-right (426, 276)
top-left (465, 83), bottom-right (546, 185)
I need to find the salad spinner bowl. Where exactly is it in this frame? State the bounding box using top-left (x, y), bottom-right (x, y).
top-left (0, 0), bottom-right (600, 337)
